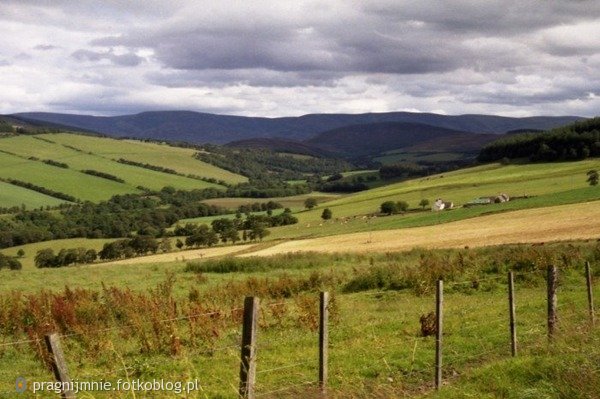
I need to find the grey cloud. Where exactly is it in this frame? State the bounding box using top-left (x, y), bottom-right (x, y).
top-left (1, 0), bottom-right (599, 117)
top-left (145, 69), bottom-right (339, 88)
top-left (71, 49), bottom-right (143, 66)
top-left (91, 1), bottom-right (600, 84)
top-left (34, 44), bottom-right (59, 51)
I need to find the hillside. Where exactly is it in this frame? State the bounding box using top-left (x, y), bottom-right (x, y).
top-left (305, 121), bottom-right (499, 158)
top-left (10, 111), bottom-right (582, 144)
top-left (479, 117), bottom-right (600, 162)
top-left (225, 137), bottom-right (334, 158)
top-left (0, 133), bottom-right (246, 207)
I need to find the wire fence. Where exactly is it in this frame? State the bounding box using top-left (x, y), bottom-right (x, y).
top-left (0, 264), bottom-right (597, 398)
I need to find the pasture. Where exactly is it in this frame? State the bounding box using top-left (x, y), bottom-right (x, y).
top-left (0, 135), bottom-right (228, 196)
top-left (45, 133), bottom-right (247, 184)
top-left (0, 243), bottom-right (598, 398)
top-left (263, 160), bottom-right (600, 240)
top-left (0, 151), bottom-right (138, 202)
top-left (0, 180), bottom-right (65, 209)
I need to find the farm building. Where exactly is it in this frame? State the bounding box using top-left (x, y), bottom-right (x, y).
top-left (464, 194), bottom-right (511, 207)
top-left (432, 199), bottom-right (454, 211)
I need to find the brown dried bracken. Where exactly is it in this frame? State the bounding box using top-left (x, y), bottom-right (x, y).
top-left (420, 312), bottom-right (436, 337)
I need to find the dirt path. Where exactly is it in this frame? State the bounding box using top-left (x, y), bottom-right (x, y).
top-left (241, 201), bottom-right (600, 256)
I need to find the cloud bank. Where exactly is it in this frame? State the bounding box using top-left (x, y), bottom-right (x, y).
top-left (0, 0), bottom-right (598, 117)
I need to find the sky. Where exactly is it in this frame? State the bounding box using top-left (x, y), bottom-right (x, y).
top-left (0, 0), bottom-right (599, 118)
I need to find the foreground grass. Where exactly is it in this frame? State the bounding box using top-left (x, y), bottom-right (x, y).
top-left (0, 275), bottom-right (597, 398)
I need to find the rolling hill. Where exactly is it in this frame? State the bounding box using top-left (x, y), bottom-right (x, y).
top-left (10, 111), bottom-right (582, 144)
top-left (304, 121), bottom-right (499, 158)
top-left (0, 133), bottom-right (246, 207)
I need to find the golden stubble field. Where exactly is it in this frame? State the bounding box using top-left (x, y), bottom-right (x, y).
top-left (243, 200), bottom-right (600, 256)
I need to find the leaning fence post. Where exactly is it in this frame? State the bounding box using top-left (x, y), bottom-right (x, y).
top-left (319, 291), bottom-right (329, 396)
top-left (547, 265), bottom-right (558, 340)
top-left (44, 333), bottom-right (76, 399)
top-left (508, 271), bottom-right (517, 356)
top-left (239, 297), bottom-right (259, 399)
top-left (586, 261), bottom-right (595, 326)
top-left (435, 279), bottom-right (443, 390)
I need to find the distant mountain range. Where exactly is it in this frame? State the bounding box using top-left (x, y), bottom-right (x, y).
top-left (10, 111), bottom-right (581, 142)
top-left (6, 110), bottom-right (583, 160)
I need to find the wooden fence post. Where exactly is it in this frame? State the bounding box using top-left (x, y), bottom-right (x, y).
top-left (319, 292), bottom-right (329, 396)
top-left (547, 265), bottom-right (558, 339)
top-left (239, 297), bottom-right (259, 399)
top-left (508, 271), bottom-right (517, 357)
top-left (435, 279), bottom-right (443, 390)
top-left (44, 333), bottom-right (76, 399)
top-left (586, 261), bottom-right (595, 326)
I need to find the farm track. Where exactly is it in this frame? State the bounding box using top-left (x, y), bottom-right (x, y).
top-left (241, 200), bottom-right (600, 256)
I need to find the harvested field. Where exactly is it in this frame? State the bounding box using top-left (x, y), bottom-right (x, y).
top-left (103, 243), bottom-right (259, 266)
top-left (243, 200), bottom-right (600, 256)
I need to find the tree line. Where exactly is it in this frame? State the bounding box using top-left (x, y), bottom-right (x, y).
top-left (33, 209), bottom-right (299, 265)
top-left (478, 118), bottom-right (600, 162)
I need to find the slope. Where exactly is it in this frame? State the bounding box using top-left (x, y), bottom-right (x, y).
top-left (305, 121), bottom-right (499, 157)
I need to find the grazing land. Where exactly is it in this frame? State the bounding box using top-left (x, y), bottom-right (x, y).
top-left (0, 133), bottom-right (246, 204)
top-left (0, 242), bottom-right (598, 398)
top-left (0, 180), bottom-right (66, 208)
top-left (264, 159), bottom-right (600, 240)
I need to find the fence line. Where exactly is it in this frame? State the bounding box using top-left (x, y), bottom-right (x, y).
top-left (2, 263), bottom-right (597, 397)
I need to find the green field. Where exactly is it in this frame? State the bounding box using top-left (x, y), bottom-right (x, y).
top-left (0, 151), bottom-right (138, 202)
top-left (0, 133), bottom-right (249, 206)
top-left (0, 180), bottom-right (66, 208)
top-left (46, 133), bottom-right (247, 184)
top-left (263, 160), bottom-right (600, 240)
top-left (0, 244), bottom-right (598, 398)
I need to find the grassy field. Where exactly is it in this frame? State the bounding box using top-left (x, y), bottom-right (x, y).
top-left (263, 160), bottom-right (600, 240)
top-left (0, 135), bottom-right (236, 200)
top-left (46, 133), bottom-right (247, 184)
top-left (0, 151), bottom-right (138, 202)
top-left (0, 238), bottom-right (114, 269)
top-left (0, 243), bottom-right (598, 398)
top-left (0, 180), bottom-right (66, 209)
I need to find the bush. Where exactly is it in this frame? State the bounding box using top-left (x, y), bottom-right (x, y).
top-left (380, 201), bottom-right (398, 215)
top-left (0, 253), bottom-right (21, 270)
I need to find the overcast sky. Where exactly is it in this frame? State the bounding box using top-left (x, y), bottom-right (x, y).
top-left (0, 1), bottom-right (599, 117)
